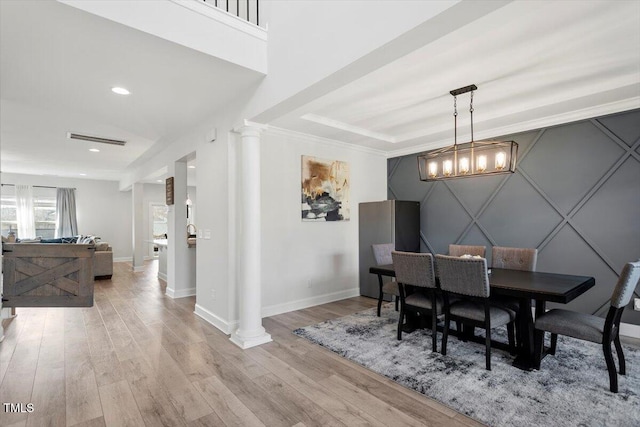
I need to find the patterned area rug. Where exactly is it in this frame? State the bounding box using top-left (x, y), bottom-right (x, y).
top-left (293, 304), bottom-right (640, 427)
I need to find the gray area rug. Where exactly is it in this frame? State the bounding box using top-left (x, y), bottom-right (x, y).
top-left (293, 304), bottom-right (640, 427)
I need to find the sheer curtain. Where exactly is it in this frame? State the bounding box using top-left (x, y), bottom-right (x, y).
top-left (55, 188), bottom-right (78, 237)
top-left (15, 184), bottom-right (36, 239)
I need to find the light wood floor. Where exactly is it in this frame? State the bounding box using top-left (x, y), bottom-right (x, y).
top-left (1, 261), bottom-right (483, 427)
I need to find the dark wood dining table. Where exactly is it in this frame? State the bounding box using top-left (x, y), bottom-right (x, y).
top-left (369, 264), bottom-right (595, 370)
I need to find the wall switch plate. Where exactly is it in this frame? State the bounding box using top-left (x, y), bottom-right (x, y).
top-left (204, 230), bottom-right (211, 239)
top-left (634, 298), bottom-right (640, 311)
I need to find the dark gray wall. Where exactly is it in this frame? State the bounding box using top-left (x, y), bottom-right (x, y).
top-left (388, 109), bottom-right (640, 324)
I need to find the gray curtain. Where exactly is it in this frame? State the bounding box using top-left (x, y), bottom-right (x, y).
top-left (55, 188), bottom-right (78, 237)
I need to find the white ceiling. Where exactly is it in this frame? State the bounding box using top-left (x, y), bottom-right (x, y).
top-left (0, 0), bottom-right (263, 182)
top-left (271, 0), bottom-right (640, 156)
top-left (1, 0), bottom-right (639, 184)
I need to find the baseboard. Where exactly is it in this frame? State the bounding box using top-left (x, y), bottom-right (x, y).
top-left (165, 286), bottom-right (196, 299)
top-left (194, 304), bottom-right (238, 335)
top-left (620, 321), bottom-right (640, 339)
top-left (157, 272), bottom-right (167, 282)
top-left (261, 287), bottom-right (361, 318)
top-left (132, 265), bottom-right (145, 273)
top-left (113, 257), bottom-right (132, 262)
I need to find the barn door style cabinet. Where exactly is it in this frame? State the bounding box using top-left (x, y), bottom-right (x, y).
top-left (2, 243), bottom-right (95, 307)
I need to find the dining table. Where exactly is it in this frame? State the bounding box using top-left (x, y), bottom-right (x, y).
top-left (369, 264), bottom-right (595, 370)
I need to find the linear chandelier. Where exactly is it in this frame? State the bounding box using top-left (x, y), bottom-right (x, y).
top-left (418, 85), bottom-right (518, 181)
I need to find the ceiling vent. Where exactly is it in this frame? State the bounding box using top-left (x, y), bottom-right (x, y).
top-left (67, 132), bottom-right (127, 146)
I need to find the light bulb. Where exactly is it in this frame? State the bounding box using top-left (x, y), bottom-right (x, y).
top-left (443, 160), bottom-right (453, 177)
top-left (459, 157), bottom-right (469, 174)
top-left (477, 155), bottom-right (487, 172)
top-left (495, 152), bottom-right (507, 170)
top-left (428, 162), bottom-right (438, 177)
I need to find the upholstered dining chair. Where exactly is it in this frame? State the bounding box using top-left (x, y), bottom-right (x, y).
top-left (436, 254), bottom-right (516, 370)
top-left (534, 261), bottom-right (640, 393)
top-left (491, 246), bottom-right (538, 346)
top-left (371, 243), bottom-right (400, 316)
top-left (392, 251), bottom-right (441, 352)
top-left (491, 246), bottom-right (538, 271)
top-left (449, 244), bottom-right (486, 257)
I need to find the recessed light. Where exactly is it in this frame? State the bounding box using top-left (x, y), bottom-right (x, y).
top-left (111, 87), bottom-right (130, 95)
top-left (79, 173), bottom-right (87, 176)
top-left (156, 180), bottom-right (163, 183)
top-left (188, 165), bottom-right (196, 169)
top-left (89, 148), bottom-right (100, 153)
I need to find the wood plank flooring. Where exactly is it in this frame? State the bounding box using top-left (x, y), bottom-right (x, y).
top-left (1, 261), bottom-right (483, 427)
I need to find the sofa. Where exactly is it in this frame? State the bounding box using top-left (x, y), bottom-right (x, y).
top-left (6, 236), bottom-right (113, 280)
top-left (93, 242), bottom-right (113, 280)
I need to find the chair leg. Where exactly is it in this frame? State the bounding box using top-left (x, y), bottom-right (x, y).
top-left (614, 334), bottom-right (626, 375)
top-left (431, 306), bottom-right (438, 353)
top-left (377, 292), bottom-right (383, 317)
top-left (550, 333), bottom-right (558, 355)
top-left (603, 340), bottom-right (618, 393)
top-left (395, 297), bottom-right (399, 312)
top-left (485, 326), bottom-right (492, 371)
top-left (507, 322), bottom-right (516, 356)
top-left (533, 329), bottom-right (544, 370)
top-left (442, 314), bottom-right (449, 355)
top-left (397, 305), bottom-right (404, 341)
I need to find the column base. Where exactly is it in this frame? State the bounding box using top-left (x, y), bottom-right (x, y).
top-left (230, 329), bottom-right (272, 349)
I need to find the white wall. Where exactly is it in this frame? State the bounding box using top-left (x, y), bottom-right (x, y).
top-left (259, 129), bottom-right (387, 316)
top-left (1, 173), bottom-right (132, 260)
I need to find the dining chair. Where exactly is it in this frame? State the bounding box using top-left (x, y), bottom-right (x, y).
top-left (491, 246), bottom-right (538, 271)
top-left (392, 251), bottom-right (441, 352)
top-left (534, 261), bottom-right (640, 393)
top-left (371, 243), bottom-right (400, 316)
top-left (436, 254), bottom-right (516, 370)
top-left (448, 245), bottom-right (486, 337)
top-left (491, 246), bottom-right (537, 346)
top-left (449, 244), bottom-right (486, 257)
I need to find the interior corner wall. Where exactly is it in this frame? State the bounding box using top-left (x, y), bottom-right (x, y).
top-left (260, 130), bottom-right (387, 317)
top-left (387, 109), bottom-right (640, 325)
top-left (0, 173), bottom-right (132, 260)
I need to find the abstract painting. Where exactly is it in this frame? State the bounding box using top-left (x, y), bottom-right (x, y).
top-left (301, 155), bottom-right (350, 221)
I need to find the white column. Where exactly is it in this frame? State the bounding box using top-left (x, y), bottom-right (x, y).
top-left (131, 182), bottom-right (145, 272)
top-left (230, 124), bottom-right (272, 349)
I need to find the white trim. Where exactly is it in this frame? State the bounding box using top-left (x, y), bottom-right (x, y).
top-left (194, 303), bottom-right (238, 335)
top-left (158, 272), bottom-right (167, 282)
top-left (301, 113), bottom-right (397, 143)
top-left (133, 265), bottom-right (145, 273)
top-left (165, 286), bottom-right (196, 299)
top-left (386, 98), bottom-right (640, 158)
top-left (114, 257), bottom-right (133, 263)
top-left (266, 126), bottom-right (387, 157)
top-left (620, 321), bottom-right (640, 340)
top-left (169, 0), bottom-right (267, 40)
top-left (229, 331), bottom-right (272, 349)
top-left (261, 288), bottom-right (361, 318)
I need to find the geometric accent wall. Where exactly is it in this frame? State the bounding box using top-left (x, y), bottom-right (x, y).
top-left (388, 109), bottom-right (640, 325)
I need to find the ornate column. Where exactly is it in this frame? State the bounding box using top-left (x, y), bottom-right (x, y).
top-left (230, 122), bottom-right (272, 349)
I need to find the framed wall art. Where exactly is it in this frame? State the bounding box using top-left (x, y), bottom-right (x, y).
top-left (301, 155), bottom-right (350, 222)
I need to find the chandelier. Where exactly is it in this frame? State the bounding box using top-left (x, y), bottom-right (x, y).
top-left (418, 85), bottom-right (518, 181)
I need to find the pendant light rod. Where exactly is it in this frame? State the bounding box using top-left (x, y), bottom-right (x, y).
top-left (450, 84), bottom-right (477, 96)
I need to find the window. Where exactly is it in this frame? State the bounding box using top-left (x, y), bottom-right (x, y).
top-left (1, 186), bottom-right (57, 239)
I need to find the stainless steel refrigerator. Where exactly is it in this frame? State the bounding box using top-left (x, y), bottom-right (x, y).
top-left (358, 200), bottom-right (420, 298)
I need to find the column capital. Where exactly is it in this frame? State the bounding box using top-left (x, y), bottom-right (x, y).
top-left (234, 119), bottom-right (268, 136)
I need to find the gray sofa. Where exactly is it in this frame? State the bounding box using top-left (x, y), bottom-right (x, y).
top-left (94, 242), bottom-right (113, 280)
